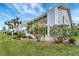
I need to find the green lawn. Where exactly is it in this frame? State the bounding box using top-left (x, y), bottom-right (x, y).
top-left (71, 35), bottom-right (79, 40)
top-left (0, 32), bottom-right (14, 41)
top-left (0, 32), bottom-right (79, 56)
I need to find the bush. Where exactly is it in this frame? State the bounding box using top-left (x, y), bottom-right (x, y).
top-left (69, 38), bottom-right (76, 44)
top-left (21, 34), bottom-right (26, 38)
top-left (13, 36), bottom-right (17, 39)
top-left (15, 32), bottom-right (26, 40)
top-left (13, 32), bottom-right (18, 35)
top-left (56, 37), bottom-right (63, 43)
top-left (6, 32), bottom-right (12, 35)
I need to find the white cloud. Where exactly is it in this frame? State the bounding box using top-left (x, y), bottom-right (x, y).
top-left (31, 3), bottom-right (44, 12)
top-left (12, 4), bottom-right (23, 15)
top-left (12, 3), bottom-right (44, 17)
top-left (1, 13), bottom-right (14, 20)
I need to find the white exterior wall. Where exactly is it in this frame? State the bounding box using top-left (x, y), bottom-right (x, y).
top-left (47, 7), bottom-right (71, 26)
top-left (47, 9), bottom-right (55, 26)
top-left (58, 9), bottom-right (71, 25)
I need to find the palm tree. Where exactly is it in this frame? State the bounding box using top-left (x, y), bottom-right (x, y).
top-left (5, 17), bottom-right (22, 35)
top-left (5, 21), bottom-right (13, 30)
top-left (1, 27), bottom-right (6, 32)
top-left (10, 17), bottom-right (21, 32)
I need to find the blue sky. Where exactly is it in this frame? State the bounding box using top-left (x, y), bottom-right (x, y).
top-left (0, 3), bottom-right (79, 30)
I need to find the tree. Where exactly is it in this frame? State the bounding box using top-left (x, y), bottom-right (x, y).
top-left (5, 21), bottom-right (13, 30)
top-left (27, 21), bottom-right (34, 33)
top-left (1, 27), bottom-right (6, 32)
top-left (27, 18), bottom-right (45, 33)
top-left (50, 25), bottom-right (70, 43)
top-left (77, 23), bottom-right (79, 32)
top-left (5, 17), bottom-right (22, 35)
top-left (29, 23), bottom-right (47, 42)
top-left (71, 23), bottom-right (78, 36)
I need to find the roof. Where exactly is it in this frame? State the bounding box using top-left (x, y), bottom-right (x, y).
top-left (57, 5), bottom-right (69, 10)
top-left (32, 12), bottom-right (47, 21)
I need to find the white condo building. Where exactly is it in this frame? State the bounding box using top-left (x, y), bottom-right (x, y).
top-left (30, 4), bottom-right (72, 40)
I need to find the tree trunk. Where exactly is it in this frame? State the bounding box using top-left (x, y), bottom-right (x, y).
top-left (11, 32), bottom-right (14, 36)
top-left (36, 37), bottom-right (40, 42)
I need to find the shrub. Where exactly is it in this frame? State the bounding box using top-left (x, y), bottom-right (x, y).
top-left (21, 34), bottom-right (26, 38)
top-left (13, 36), bottom-right (17, 39)
top-left (69, 38), bottom-right (76, 44)
top-left (13, 32), bottom-right (18, 35)
top-left (15, 32), bottom-right (26, 40)
top-left (55, 37), bottom-right (63, 43)
top-left (6, 32), bottom-right (12, 35)
top-left (16, 33), bottom-right (21, 40)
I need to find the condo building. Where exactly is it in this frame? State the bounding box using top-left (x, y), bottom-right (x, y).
top-left (31, 4), bottom-right (72, 40)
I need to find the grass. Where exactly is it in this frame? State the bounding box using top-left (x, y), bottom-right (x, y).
top-left (71, 35), bottom-right (79, 40)
top-left (0, 32), bottom-right (79, 56)
top-left (0, 32), bottom-right (14, 41)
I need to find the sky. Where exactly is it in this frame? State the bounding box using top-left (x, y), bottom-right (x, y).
top-left (0, 3), bottom-right (79, 30)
